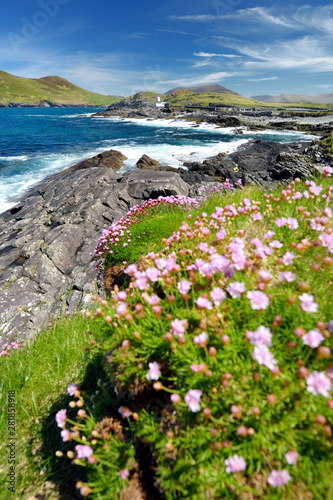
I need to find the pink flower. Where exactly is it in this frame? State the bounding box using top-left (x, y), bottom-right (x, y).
top-left (309, 185), bottom-right (323, 196)
top-left (155, 258), bottom-right (167, 270)
top-left (323, 166), bottom-right (333, 176)
top-left (270, 240), bottom-right (283, 249)
top-left (124, 264), bottom-right (137, 275)
top-left (247, 290), bottom-right (269, 310)
top-left (216, 229), bottom-right (226, 240)
top-left (120, 468), bottom-right (130, 480)
top-left (184, 389), bottom-right (202, 412)
top-left (282, 251), bottom-right (295, 266)
top-left (146, 362), bottom-right (161, 381)
top-left (248, 326), bottom-right (272, 346)
top-left (134, 276), bottom-right (148, 290)
top-left (117, 303), bottom-right (128, 315)
top-left (170, 394), bottom-right (181, 404)
top-left (147, 295), bottom-right (160, 306)
top-left (227, 281), bottom-right (246, 298)
top-left (210, 287), bottom-right (226, 305)
top-left (177, 279), bottom-right (192, 295)
top-left (285, 450), bottom-right (299, 465)
top-left (67, 384), bottom-right (78, 396)
top-left (55, 409), bottom-right (67, 429)
top-left (268, 469), bottom-right (291, 487)
top-left (146, 267), bottom-right (161, 282)
top-left (275, 217), bottom-right (287, 228)
top-left (117, 291), bottom-right (127, 301)
top-left (306, 371), bottom-right (332, 397)
top-left (279, 271), bottom-right (296, 282)
top-left (61, 429), bottom-right (71, 442)
top-left (75, 444), bottom-right (93, 459)
top-left (258, 270), bottom-right (272, 283)
top-left (252, 345), bottom-right (278, 370)
top-left (225, 455), bottom-right (247, 473)
top-left (193, 331), bottom-right (208, 347)
top-left (195, 297), bottom-right (213, 310)
top-left (287, 218), bottom-right (299, 230)
top-left (299, 293), bottom-right (318, 313)
top-left (118, 406), bottom-right (132, 418)
top-left (253, 212), bottom-right (263, 221)
top-left (264, 230), bottom-right (275, 239)
top-left (171, 319), bottom-right (188, 337)
top-left (303, 329), bottom-right (325, 348)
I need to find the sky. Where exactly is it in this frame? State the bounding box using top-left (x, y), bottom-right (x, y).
top-left (1, 0), bottom-right (333, 97)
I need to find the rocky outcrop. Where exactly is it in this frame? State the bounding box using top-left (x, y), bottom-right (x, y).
top-left (74, 149), bottom-right (128, 172)
top-left (136, 155), bottom-right (161, 169)
top-left (0, 161), bottom-right (190, 347)
top-left (179, 140), bottom-right (331, 186)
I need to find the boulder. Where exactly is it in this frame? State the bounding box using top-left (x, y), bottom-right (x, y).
top-left (125, 170), bottom-right (190, 199)
top-left (75, 149), bottom-right (128, 172)
top-left (136, 154), bottom-right (161, 169)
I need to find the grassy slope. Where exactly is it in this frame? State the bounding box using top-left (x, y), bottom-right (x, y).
top-left (0, 71), bottom-right (121, 106)
top-left (114, 90), bottom-right (333, 110)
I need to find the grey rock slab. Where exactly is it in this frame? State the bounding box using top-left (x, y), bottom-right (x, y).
top-left (43, 225), bottom-right (85, 275)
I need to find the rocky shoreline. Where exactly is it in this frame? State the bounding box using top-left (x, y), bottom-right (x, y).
top-left (0, 107), bottom-right (332, 347)
top-left (93, 100), bottom-right (333, 135)
top-left (0, 100), bottom-right (106, 108)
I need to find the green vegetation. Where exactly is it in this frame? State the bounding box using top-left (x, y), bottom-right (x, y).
top-left (1, 177), bottom-right (333, 499)
top-left (322, 133), bottom-right (333, 156)
top-left (0, 70), bottom-right (121, 106)
top-left (116, 89), bottom-right (333, 110)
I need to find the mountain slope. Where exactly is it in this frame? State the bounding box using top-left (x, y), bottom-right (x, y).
top-left (0, 70), bottom-right (120, 106)
top-left (252, 92), bottom-right (333, 104)
top-left (164, 84), bottom-right (240, 96)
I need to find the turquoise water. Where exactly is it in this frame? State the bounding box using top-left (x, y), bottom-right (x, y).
top-left (0, 107), bottom-right (312, 213)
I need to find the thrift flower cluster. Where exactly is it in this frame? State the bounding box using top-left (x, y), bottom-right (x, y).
top-left (94, 194), bottom-right (200, 277)
top-left (56, 177), bottom-right (333, 499)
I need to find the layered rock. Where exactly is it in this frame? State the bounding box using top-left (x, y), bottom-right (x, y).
top-left (0, 157), bottom-right (190, 347)
top-left (179, 140), bottom-right (331, 186)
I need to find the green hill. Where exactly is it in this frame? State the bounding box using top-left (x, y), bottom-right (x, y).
top-left (0, 70), bottom-right (121, 106)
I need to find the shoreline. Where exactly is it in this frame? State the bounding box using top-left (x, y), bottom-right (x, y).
top-left (0, 112), bottom-right (316, 214)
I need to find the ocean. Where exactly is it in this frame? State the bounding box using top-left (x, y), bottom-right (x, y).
top-left (0, 107), bottom-right (313, 214)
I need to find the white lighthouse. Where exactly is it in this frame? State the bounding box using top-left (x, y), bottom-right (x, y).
top-left (155, 96), bottom-right (166, 108)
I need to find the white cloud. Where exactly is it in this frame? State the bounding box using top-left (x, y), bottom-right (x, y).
top-left (169, 15), bottom-right (218, 22)
top-left (194, 52), bottom-right (240, 58)
top-left (238, 36), bottom-right (333, 73)
top-left (153, 28), bottom-right (199, 36)
top-left (158, 71), bottom-right (239, 87)
top-left (246, 76), bottom-right (278, 82)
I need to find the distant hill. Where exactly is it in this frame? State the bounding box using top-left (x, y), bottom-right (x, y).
top-left (164, 84), bottom-right (240, 96)
top-left (109, 90), bottom-right (263, 109)
top-left (0, 70), bottom-right (121, 106)
top-left (252, 92), bottom-right (333, 104)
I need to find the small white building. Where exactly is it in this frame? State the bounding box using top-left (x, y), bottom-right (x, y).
top-left (154, 96), bottom-right (166, 108)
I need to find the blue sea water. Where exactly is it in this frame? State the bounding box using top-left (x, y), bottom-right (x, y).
top-left (0, 107), bottom-right (313, 213)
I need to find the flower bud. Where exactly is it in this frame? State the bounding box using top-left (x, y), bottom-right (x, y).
top-left (315, 414), bottom-right (327, 425)
top-left (267, 394), bottom-right (277, 405)
top-left (318, 346), bottom-right (331, 359)
top-left (237, 425), bottom-right (247, 437)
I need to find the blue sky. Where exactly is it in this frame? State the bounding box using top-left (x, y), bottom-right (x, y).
top-left (1, 0), bottom-right (333, 97)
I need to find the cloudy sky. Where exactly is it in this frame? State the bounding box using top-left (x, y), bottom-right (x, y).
top-left (1, 0), bottom-right (332, 97)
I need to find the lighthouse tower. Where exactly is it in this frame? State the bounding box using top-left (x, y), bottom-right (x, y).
top-left (155, 96), bottom-right (165, 108)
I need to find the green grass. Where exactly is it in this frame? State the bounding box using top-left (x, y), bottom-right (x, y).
top-left (322, 133), bottom-right (333, 156)
top-left (0, 70), bottom-right (120, 106)
top-left (116, 90), bottom-right (333, 110)
top-left (1, 178), bottom-right (333, 499)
